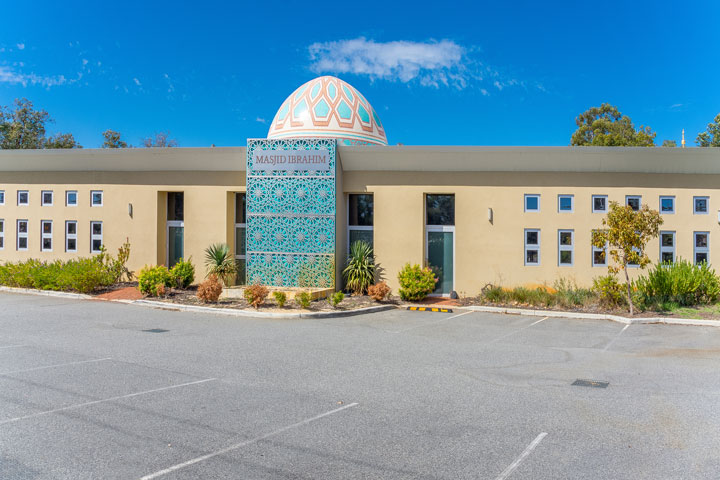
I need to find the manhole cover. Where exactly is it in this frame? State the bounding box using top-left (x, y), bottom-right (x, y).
top-left (572, 379), bottom-right (609, 388)
top-left (142, 328), bottom-right (169, 333)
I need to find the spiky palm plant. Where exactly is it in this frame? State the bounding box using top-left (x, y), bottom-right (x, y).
top-left (342, 240), bottom-right (375, 295)
top-left (204, 243), bottom-right (237, 285)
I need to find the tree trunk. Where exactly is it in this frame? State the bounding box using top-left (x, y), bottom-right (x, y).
top-left (623, 263), bottom-right (633, 316)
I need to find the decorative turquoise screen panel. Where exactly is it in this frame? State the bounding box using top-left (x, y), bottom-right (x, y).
top-left (246, 138), bottom-right (336, 288)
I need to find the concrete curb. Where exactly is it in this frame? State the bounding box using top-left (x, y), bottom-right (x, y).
top-left (0, 286), bottom-right (93, 300)
top-left (464, 305), bottom-right (720, 328)
top-left (131, 299), bottom-right (396, 319)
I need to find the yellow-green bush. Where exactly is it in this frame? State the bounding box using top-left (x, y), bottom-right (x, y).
top-left (138, 265), bottom-right (172, 296)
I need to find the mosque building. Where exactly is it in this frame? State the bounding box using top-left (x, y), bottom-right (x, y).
top-left (1, 75), bottom-right (719, 296)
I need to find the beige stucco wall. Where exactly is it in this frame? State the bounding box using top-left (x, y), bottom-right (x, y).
top-left (0, 171), bottom-right (245, 280)
top-left (345, 171), bottom-right (720, 295)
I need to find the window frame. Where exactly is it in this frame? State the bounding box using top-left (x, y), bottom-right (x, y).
top-left (0, 190), bottom-right (5, 205)
top-left (524, 228), bottom-right (540, 266)
top-left (91, 190), bottom-right (103, 207)
top-left (659, 231), bottom-right (675, 264)
top-left (524, 194), bottom-right (540, 213)
top-left (591, 195), bottom-right (608, 213)
top-left (41, 190), bottom-right (54, 207)
top-left (348, 193), bottom-right (374, 251)
top-left (17, 190), bottom-right (29, 206)
top-left (65, 220), bottom-right (77, 253)
top-left (557, 194), bottom-right (574, 213)
top-left (626, 195), bottom-right (641, 211)
top-left (558, 229), bottom-right (574, 266)
top-left (66, 190), bottom-right (78, 207)
top-left (41, 220), bottom-right (53, 252)
top-left (591, 231), bottom-right (607, 267)
top-left (693, 196), bottom-right (709, 215)
top-left (659, 196), bottom-right (675, 215)
top-left (17, 219), bottom-right (28, 251)
top-left (234, 192), bottom-right (246, 283)
top-left (0, 219), bottom-right (4, 250)
top-left (694, 231), bottom-right (709, 265)
top-left (90, 221), bottom-right (103, 253)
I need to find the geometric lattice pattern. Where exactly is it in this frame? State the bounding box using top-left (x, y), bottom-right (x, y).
top-left (246, 138), bottom-right (336, 288)
top-left (267, 76), bottom-right (388, 146)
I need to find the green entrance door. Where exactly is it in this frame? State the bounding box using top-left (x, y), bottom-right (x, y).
top-left (167, 221), bottom-right (184, 268)
top-left (426, 227), bottom-right (454, 295)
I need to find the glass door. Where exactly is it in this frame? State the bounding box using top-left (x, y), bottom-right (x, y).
top-left (167, 220), bottom-right (184, 268)
top-left (426, 226), bottom-right (454, 295)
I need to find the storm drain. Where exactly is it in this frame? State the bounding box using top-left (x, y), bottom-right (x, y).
top-left (572, 379), bottom-right (609, 388)
top-left (142, 328), bottom-right (169, 333)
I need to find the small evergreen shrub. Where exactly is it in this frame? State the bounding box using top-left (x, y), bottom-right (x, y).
top-left (170, 258), bottom-right (195, 288)
top-left (328, 291), bottom-right (345, 308)
top-left (197, 274), bottom-right (223, 303)
top-left (635, 260), bottom-right (720, 308)
top-left (368, 281), bottom-right (391, 301)
top-left (397, 263), bottom-right (437, 301)
top-left (273, 291), bottom-right (287, 308)
top-left (342, 241), bottom-right (375, 294)
top-left (138, 265), bottom-right (172, 296)
top-left (592, 275), bottom-right (626, 307)
top-left (295, 291), bottom-right (312, 309)
top-left (244, 284), bottom-right (269, 309)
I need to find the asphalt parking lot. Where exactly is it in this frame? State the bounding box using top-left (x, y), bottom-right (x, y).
top-left (1, 292), bottom-right (719, 479)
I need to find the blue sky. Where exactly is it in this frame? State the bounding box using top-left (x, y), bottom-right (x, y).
top-left (1, 0), bottom-right (718, 148)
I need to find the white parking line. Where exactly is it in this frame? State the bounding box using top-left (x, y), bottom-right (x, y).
top-left (390, 310), bottom-right (474, 333)
top-left (495, 432), bottom-right (548, 480)
top-left (0, 344), bottom-right (28, 350)
top-left (487, 316), bottom-right (549, 344)
top-left (0, 357), bottom-right (112, 376)
top-left (140, 402), bottom-right (359, 479)
top-left (0, 378), bottom-right (216, 425)
top-left (603, 324), bottom-right (630, 351)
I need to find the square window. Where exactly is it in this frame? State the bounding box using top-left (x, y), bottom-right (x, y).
top-left (694, 196), bottom-right (709, 214)
top-left (592, 195), bottom-right (607, 213)
top-left (91, 190), bottom-right (103, 206)
top-left (660, 196), bottom-right (674, 214)
top-left (67, 238), bottom-right (77, 251)
top-left (18, 191), bottom-right (29, 205)
top-left (626, 196), bottom-right (641, 211)
top-left (42, 222), bottom-right (52, 234)
top-left (42, 191), bottom-right (53, 206)
top-left (426, 194), bottom-right (454, 226)
top-left (696, 233), bottom-right (708, 248)
top-left (66, 191), bottom-right (78, 206)
top-left (18, 222), bottom-right (28, 234)
top-left (559, 231), bottom-right (572, 245)
top-left (92, 239), bottom-right (102, 251)
top-left (92, 223), bottom-right (102, 235)
top-left (0, 190), bottom-right (4, 205)
top-left (558, 195), bottom-right (574, 212)
top-left (526, 250), bottom-right (539, 264)
top-left (560, 250), bottom-right (573, 264)
top-left (526, 230), bottom-right (539, 245)
top-left (593, 249), bottom-right (606, 266)
top-left (67, 222), bottom-right (77, 235)
top-left (524, 194), bottom-right (540, 212)
top-left (18, 237), bottom-right (28, 249)
top-left (661, 234), bottom-right (674, 247)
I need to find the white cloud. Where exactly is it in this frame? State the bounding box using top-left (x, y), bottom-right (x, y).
top-left (309, 37), bottom-right (472, 89)
top-left (82, 58), bottom-right (88, 66)
top-left (16, 43), bottom-right (25, 50)
top-left (133, 77), bottom-right (141, 86)
top-left (0, 65), bottom-right (68, 88)
top-left (255, 117), bottom-right (267, 124)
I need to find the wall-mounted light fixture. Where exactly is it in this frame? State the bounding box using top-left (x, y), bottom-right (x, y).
top-left (128, 203), bottom-right (133, 218)
top-left (488, 207), bottom-right (493, 224)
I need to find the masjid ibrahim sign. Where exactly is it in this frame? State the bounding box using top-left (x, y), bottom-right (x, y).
top-left (250, 149), bottom-right (331, 172)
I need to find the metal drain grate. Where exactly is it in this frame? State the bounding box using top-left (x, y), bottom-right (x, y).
top-left (142, 328), bottom-right (169, 333)
top-left (572, 379), bottom-right (609, 388)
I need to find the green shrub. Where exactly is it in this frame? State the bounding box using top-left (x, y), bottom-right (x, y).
top-left (170, 258), bottom-right (195, 288)
top-left (138, 265), bottom-right (172, 296)
top-left (397, 263), bottom-right (437, 301)
top-left (342, 241), bottom-right (375, 295)
top-left (553, 278), bottom-right (593, 308)
top-left (592, 275), bottom-right (626, 307)
top-left (0, 255), bottom-right (119, 294)
top-left (481, 285), bottom-right (508, 303)
top-left (295, 291), bottom-right (312, 309)
top-left (328, 291), bottom-right (345, 308)
top-left (635, 259), bottom-right (720, 308)
top-left (273, 291), bottom-right (287, 308)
